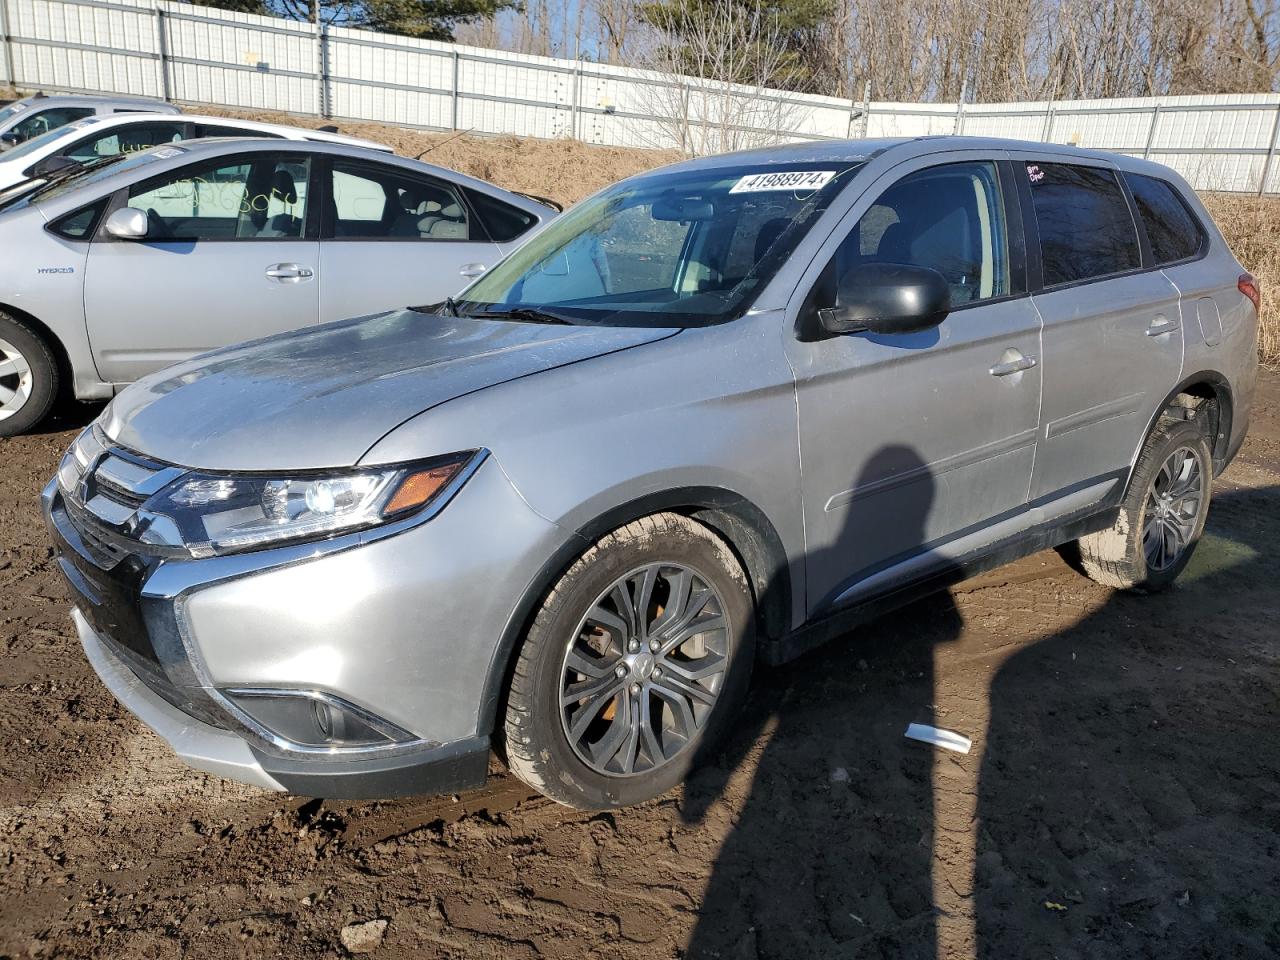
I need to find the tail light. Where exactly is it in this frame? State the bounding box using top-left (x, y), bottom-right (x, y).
top-left (1239, 273), bottom-right (1261, 313)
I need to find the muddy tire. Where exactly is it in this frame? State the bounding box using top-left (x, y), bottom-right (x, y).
top-left (502, 512), bottom-right (755, 810)
top-left (1072, 417), bottom-right (1213, 592)
top-left (0, 312), bottom-right (58, 438)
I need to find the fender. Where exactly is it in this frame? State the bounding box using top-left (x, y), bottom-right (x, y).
top-left (473, 485), bottom-right (792, 736)
top-left (1128, 370), bottom-right (1234, 483)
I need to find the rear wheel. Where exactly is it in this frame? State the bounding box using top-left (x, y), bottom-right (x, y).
top-left (0, 312), bottom-right (58, 437)
top-left (503, 512), bottom-right (755, 809)
top-left (1073, 417), bottom-right (1213, 592)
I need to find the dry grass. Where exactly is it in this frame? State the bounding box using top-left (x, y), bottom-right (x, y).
top-left (1202, 194), bottom-right (1280, 366)
top-left (203, 107), bottom-right (677, 209)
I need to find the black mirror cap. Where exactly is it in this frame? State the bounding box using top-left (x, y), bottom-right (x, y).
top-left (820, 262), bottom-right (952, 336)
top-left (31, 155), bottom-right (81, 178)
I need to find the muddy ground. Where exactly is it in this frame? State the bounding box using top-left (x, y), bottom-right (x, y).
top-left (1, 371), bottom-right (1278, 960)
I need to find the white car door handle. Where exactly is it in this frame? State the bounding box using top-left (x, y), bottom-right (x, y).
top-left (1146, 316), bottom-right (1180, 337)
top-left (459, 263), bottom-right (488, 278)
top-left (265, 263), bottom-right (314, 282)
top-left (989, 353), bottom-right (1038, 377)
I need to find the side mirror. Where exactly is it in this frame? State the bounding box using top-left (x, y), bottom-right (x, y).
top-left (30, 154), bottom-right (79, 178)
top-left (0, 132), bottom-right (20, 150)
top-left (819, 262), bottom-right (951, 336)
top-left (103, 206), bottom-right (150, 240)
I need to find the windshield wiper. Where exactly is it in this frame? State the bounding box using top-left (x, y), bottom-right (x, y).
top-left (24, 154), bottom-right (125, 201)
top-left (475, 306), bottom-right (576, 325)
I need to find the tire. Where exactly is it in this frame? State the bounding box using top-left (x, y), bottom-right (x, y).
top-left (0, 312), bottom-right (58, 437)
top-left (1072, 417), bottom-right (1213, 592)
top-left (503, 512), bottom-right (756, 809)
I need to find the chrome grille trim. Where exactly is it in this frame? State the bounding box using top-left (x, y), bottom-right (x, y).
top-left (94, 453), bottom-right (183, 500)
top-left (85, 493), bottom-right (137, 527)
top-left (58, 440), bottom-right (192, 564)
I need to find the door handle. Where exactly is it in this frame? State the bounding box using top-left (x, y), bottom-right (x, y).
top-left (989, 352), bottom-right (1038, 377)
top-left (265, 263), bottom-right (314, 282)
top-left (459, 262), bottom-right (488, 278)
top-left (1146, 316), bottom-right (1180, 337)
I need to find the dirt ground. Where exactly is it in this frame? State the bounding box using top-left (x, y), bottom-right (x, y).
top-left (0, 369), bottom-right (1275, 959)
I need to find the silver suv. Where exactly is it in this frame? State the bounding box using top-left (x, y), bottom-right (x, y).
top-left (45, 137), bottom-right (1258, 810)
top-left (0, 93), bottom-right (180, 148)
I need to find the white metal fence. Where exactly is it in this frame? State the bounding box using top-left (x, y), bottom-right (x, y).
top-left (5, 0), bottom-right (1280, 193)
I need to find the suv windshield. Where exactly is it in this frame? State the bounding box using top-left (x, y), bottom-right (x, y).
top-left (455, 161), bottom-right (864, 327)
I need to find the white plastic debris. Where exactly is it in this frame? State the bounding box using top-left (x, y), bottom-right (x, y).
top-left (904, 723), bottom-right (972, 755)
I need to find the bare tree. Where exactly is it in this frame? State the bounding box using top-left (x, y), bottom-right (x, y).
top-left (453, 0), bottom-right (1280, 101)
top-left (628, 1), bottom-right (806, 154)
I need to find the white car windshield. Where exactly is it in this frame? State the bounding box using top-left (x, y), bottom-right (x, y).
top-left (455, 162), bottom-right (864, 328)
top-left (1, 119), bottom-right (92, 161)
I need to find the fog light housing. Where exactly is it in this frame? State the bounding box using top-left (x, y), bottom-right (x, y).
top-left (223, 688), bottom-right (416, 749)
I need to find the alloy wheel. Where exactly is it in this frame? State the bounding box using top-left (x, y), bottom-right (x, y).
top-left (559, 562), bottom-right (729, 777)
top-left (0, 337), bottom-right (33, 422)
top-left (1143, 445), bottom-right (1204, 572)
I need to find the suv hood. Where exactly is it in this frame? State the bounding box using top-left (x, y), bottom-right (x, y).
top-left (103, 310), bottom-right (679, 470)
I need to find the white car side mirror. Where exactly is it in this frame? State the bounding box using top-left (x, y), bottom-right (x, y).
top-left (104, 206), bottom-right (150, 240)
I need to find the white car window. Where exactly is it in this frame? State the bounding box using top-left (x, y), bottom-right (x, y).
top-left (128, 154), bottom-right (309, 240)
top-left (330, 162), bottom-right (470, 240)
top-left (63, 122), bottom-right (187, 163)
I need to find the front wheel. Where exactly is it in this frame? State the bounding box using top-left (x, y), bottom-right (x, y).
top-left (0, 312), bottom-right (58, 437)
top-left (1072, 417), bottom-right (1214, 592)
top-left (502, 512), bottom-right (756, 809)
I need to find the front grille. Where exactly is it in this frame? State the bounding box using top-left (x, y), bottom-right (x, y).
top-left (52, 440), bottom-right (230, 731)
top-left (58, 441), bottom-right (188, 569)
top-left (94, 474), bottom-right (148, 508)
top-left (80, 448), bottom-right (183, 527)
top-left (62, 495), bottom-right (131, 567)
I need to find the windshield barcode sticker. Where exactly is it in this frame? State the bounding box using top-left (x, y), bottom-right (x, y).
top-left (730, 170), bottom-right (835, 194)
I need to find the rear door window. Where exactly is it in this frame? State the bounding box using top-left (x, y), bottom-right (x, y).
top-left (328, 161), bottom-right (473, 240)
top-left (1125, 173), bottom-right (1205, 265)
top-left (194, 123), bottom-right (282, 140)
top-left (1025, 162), bottom-right (1140, 286)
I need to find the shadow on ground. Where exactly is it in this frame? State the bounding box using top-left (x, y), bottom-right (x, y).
top-left (682, 478), bottom-right (1280, 958)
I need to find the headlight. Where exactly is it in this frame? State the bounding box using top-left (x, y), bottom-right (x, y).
top-left (140, 452), bottom-right (479, 558)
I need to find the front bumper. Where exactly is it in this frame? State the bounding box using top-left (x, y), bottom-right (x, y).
top-left (43, 448), bottom-right (565, 799)
top-left (77, 607), bottom-right (490, 797)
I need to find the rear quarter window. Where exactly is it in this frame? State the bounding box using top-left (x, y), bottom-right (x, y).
top-left (1025, 161), bottom-right (1140, 286)
top-left (1125, 173), bottom-right (1205, 265)
top-left (465, 188), bottom-right (538, 243)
